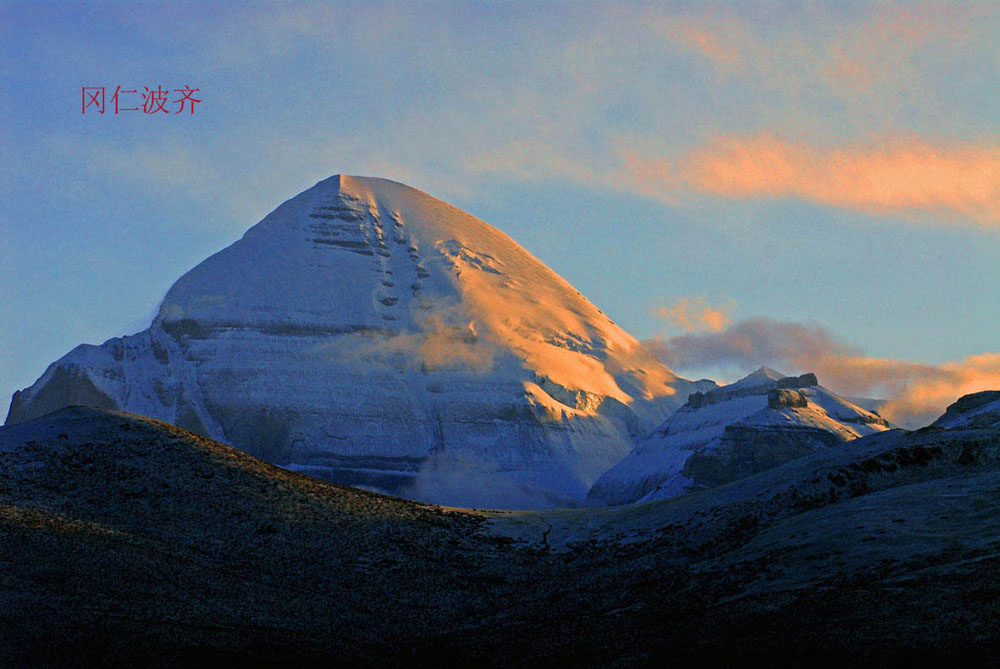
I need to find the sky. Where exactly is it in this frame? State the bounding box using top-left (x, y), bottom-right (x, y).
top-left (2, 1), bottom-right (999, 426)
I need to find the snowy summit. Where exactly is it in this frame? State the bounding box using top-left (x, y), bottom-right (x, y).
top-left (7, 175), bottom-right (711, 509)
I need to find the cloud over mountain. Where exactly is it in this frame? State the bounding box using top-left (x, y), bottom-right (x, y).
top-left (646, 317), bottom-right (1000, 428)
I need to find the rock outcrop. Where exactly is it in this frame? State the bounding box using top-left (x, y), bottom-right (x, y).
top-left (768, 388), bottom-right (808, 409)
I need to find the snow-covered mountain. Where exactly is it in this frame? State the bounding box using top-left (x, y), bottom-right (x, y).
top-left (6, 175), bottom-right (712, 509)
top-left (586, 367), bottom-right (892, 506)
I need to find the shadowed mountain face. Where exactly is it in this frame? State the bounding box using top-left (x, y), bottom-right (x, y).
top-left (934, 390), bottom-right (1000, 429)
top-left (2, 407), bottom-right (999, 666)
top-left (6, 176), bottom-right (712, 510)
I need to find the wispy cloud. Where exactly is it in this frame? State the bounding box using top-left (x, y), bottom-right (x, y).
top-left (621, 135), bottom-right (1000, 226)
top-left (646, 317), bottom-right (1000, 428)
top-left (474, 132), bottom-right (1000, 227)
top-left (316, 311), bottom-right (497, 374)
top-left (648, 2), bottom-right (985, 102)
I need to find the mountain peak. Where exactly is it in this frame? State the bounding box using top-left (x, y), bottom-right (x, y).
top-left (312, 174), bottom-right (431, 204)
top-left (727, 366), bottom-right (787, 389)
top-left (753, 365), bottom-right (786, 379)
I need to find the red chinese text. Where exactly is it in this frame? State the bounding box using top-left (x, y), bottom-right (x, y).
top-left (82, 85), bottom-right (201, 115)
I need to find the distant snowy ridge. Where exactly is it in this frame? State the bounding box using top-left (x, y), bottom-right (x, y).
top-left (586, 367), bottom-right (892, 506)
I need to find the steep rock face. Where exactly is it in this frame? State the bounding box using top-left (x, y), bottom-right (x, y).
top-left (933, 390), bottom-right (1000, 429)
top-left (586, 367), bottom-right (892, 506)
top-left (7, 175), bottom-right (709, 509)
top-left (682, 420), bottom-right (847, 489)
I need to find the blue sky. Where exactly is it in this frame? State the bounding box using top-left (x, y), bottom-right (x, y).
top-left (2, 1), bottom-right (999, 422)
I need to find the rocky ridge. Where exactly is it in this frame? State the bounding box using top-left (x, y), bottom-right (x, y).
top-left (587, 367), bottom-right (892, 506)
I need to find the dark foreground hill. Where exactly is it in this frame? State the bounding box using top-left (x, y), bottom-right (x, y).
top-left (2, 407), bottom-right (999, 666)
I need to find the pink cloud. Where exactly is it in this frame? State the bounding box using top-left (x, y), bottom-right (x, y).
top-left (622, 135), bottom-right (1000, 226)
top-left (654, 297), bottom-right (732, 333)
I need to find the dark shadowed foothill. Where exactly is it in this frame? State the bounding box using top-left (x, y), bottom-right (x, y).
top-left (2, 404), bottom-right (999, 666)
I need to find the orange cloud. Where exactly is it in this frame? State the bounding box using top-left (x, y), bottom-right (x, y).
top-left (655, 297), bottom-right (732, 333)
top-left (623, 135), bottom-right (1000, 226)
top-left (839, 353), bottom-right (1000, 428)
top-left (897, 352), bottom-right (1000, 407)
